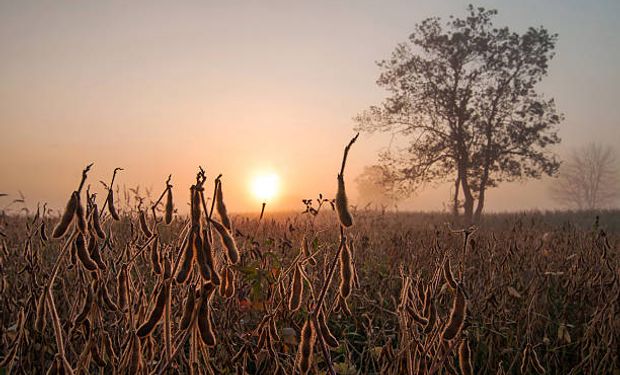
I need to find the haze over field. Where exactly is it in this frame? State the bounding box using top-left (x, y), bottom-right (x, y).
top-left (1, 0), bottom-right (619, 213)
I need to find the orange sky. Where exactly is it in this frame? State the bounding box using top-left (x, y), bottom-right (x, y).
top-left (1, 1), bottom-right (619, 214)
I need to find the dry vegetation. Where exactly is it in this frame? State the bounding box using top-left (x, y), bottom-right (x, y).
top-left (0, 138), bottom-right (619, 374)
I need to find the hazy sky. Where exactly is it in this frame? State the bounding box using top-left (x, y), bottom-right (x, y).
top-left (1, 0), bottom-right (619, 213)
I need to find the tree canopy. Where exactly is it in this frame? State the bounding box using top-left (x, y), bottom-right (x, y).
top-left (355, 5), bottom-right (562, 223)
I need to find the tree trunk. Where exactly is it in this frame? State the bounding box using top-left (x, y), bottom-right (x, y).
top-left (474, 188), bottom-right (485, 223)
top-left (459, 166), bottom-right (475, 225)
top-left (452, 171), bottom-right (460, 218)
top-left (474, 164), bottom-right (490, 223)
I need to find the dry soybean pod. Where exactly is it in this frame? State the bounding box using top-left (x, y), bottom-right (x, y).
top-left (52, 192), bottom-right (78, 238)
top-left (520, 344), bottom-right (531, 374)
top-left (202, 228), bottom-right (220, 285)
top-left (88, 235), bottom-right (107, 270)
top-left (335, 174), bottom-right (353, 227)
top-left (190, 187), bottom-right (201, 228)
top-left (288, 264), bottom-right (303, 312)
top-left (295, 318), bottom-right (316, 375)
top-left (443, 256), bottom-right (457, 290)
top-left (424, 301), bottom-right (437, 334)
top-left (128, 333), bottom-right (143, 373)
top-left (224, 267), bottom-right (236, 299)
top-left (40, 221), bottom-right (49, 242)
top-left (317, 311), bottom-right (339, 348)
top-left (530, 346), bottom-right (546, 374)
top-left (34, 291), bottom-right (47, 332)
top-left (179, 288), bottom-right (196, 331)
top-left (117, 264), bottom-right (128, 311)
top-left (335, 133), bottom-right (358, 228)
top-left (211, 219), bottom-right (239, 265)
top-left (150, 236), bottom-right (162, 275)
top-left (197, 284), bottom-right (216, 347)
top-left (75, 192), bottom-right (88, 235)
top-left (219, 267), bottom-right (229, 297)
top-left (74, 282), bottom-right (94, 326)
top-left (441, 285), bottom-right (467, 341)
top-left (302, 235), bottom-right (316, 266)
top-left (164, 187), bottom-right (173, 225)
top-left (194, 230), bottom-right (213, 282)
top-left (215, 180), bottom-right (231, 230)
top-left (107, 189), bottom-right (120, 221)
top-left (97, 279), bottom-right (118, 312)
top-left (92, 204), bottom-right (106, 239)
top-left (139, 210), bottom-right (152, 238)
top-left (137, 280), bottom-right (170, 337)
top-left (458, 338), bottom-right (473, 375)
top-left (175, 230), bottom-right (195, 284)
top-left (75, 233), bottom-right (97, 272)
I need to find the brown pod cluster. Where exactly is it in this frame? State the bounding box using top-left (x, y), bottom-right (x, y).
top-left (107, 189), bottom-right (120, 220)
top-left (441, 285), bottom-right (467, 341)
top-left (139, 210), bottom-right (152, 238)
top-left (318, 312), bottom-right (339, 348)
top-left (458, 339), bottom-right (473, 375)
top-left (137, 280), bottom-right (170, 337)
top-left (211, 219), bottom-right (239, 265)
top-left (164, 187), bottom-right (173, 225)
top-left (75, 233), bottom-right (97, 272)
top-left (335, 175), bottom-right (353, 227)
top-left (338, 241), bottom-right (354, 300)
top-left (288, 264), bottom-right (304, 312)
top-left (52, 191), bottom-right (78, 238)
top-left (296, 318), bottom-right (316, 375)
top-left (175, 231), bottom-right (195, 284)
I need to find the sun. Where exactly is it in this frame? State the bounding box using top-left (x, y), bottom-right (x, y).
top-left (251, 173), bottom-right (280, 202)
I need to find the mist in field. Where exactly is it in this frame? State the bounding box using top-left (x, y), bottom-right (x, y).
top-left (1, 1), bottom-right (619, 215)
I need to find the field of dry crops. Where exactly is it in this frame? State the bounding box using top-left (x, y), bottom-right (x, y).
top-left (0, 160), bottom-right (619, 375)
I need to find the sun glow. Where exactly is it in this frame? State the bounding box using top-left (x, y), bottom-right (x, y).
top-left (251, 173), bottom-right (280, 202)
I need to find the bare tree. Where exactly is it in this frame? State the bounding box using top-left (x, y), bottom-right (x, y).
top-left (550, 143), bottom-right (619, 210)
top-left (354, 6), bottom-right (562, 223)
